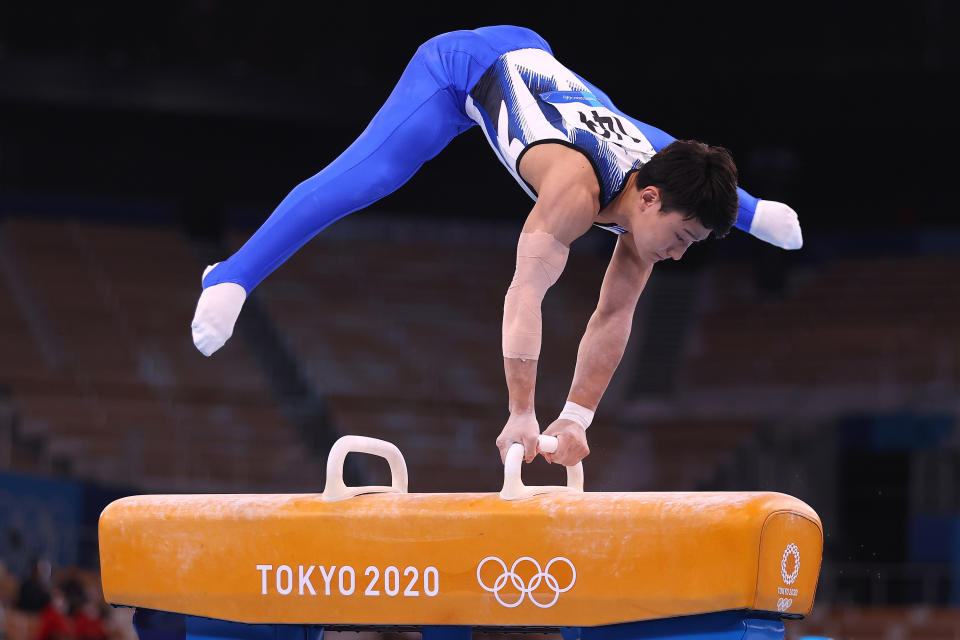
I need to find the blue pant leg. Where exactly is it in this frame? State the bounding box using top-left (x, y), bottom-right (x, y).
top-left (572, 72), bottom-right (758, 232)
top-left (203, 44), bottom-right (476, 292)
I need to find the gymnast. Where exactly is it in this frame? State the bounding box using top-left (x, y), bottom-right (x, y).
top-left (190, 26), bottom-right (802, 468)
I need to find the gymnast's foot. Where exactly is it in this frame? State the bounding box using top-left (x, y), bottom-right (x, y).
top-left (749, 200), bottom-right (803, 250)
top-left (191, 263), bottom-right (247, 356)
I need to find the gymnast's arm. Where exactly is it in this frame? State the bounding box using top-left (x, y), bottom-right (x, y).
top-left (495, 157), bottom-right (598, 465)
top-left (541, 234), bottom-right (651, 466)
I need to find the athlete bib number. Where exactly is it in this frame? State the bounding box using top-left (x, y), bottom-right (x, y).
top-left (539, 91), bottom-right (656, 160)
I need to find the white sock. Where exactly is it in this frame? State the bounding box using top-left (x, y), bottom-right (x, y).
top-left (749, 200), bottom-right (803, 250)
top-left (191, 264), bottom-right (247, 356)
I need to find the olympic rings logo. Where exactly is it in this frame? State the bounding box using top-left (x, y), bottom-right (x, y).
top-left (777, 597), bottom-right (793, 612)
top-left (476, 556), bottom-right (576, 608)
top-left (781, 543), bottom-right (800, 585)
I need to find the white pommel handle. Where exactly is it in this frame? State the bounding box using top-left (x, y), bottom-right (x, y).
top-left (499, 435), bottom-right (584, 501)
top-left (322, 435), bottom-right (408, 502)
top-left (538, 434), bottom-right (559, 453)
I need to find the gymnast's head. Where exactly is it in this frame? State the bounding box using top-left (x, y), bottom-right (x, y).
top-left (623, 140), bottom-right (738, 263)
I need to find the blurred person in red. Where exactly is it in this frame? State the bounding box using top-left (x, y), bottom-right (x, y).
top-left (62, 579), bottom-right (106, 640)
top-left (34, 587), bottom-right (73, 640)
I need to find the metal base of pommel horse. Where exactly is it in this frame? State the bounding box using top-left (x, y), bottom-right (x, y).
top-left (99, 435), bottom-right (824, 640)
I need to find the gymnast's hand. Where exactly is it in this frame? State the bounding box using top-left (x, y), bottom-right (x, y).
top-left (496, 412), bottom-right (540, 464)
top-left (748, 201), bottom-right (803, 250)
top-left (191, 264), bottom-right (247, 356)
top-left (540, 418), bottom-right (589, 466)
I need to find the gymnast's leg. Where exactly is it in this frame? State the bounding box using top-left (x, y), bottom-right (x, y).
top-left (191, 40), bottom-right (477, 355)
top-left (572, 73), bottom-right (799, 247)
top-left (202, 48), bottom-right (476, 294)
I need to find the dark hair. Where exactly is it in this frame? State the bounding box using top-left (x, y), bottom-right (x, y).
top-left (634, 140), bottom-right (739, 237)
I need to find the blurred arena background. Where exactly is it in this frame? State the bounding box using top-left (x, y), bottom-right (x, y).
top-left (1, 2), bottom-right (958, 639)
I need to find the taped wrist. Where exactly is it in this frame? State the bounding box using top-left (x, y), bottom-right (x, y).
top-left (559, 401), bottom-right (594, 430)
top-left (502, 231), bottom-right (569, 360)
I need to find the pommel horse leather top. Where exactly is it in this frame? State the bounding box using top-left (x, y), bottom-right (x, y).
top-left (98, 436), bottom-right (822, 628)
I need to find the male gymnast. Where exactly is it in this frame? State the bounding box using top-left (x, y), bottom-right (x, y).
top-left (191, 26), bottom-right (802, 468)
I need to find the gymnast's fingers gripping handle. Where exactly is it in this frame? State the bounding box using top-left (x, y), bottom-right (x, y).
top-left (500, 436), bottom-right (584, 500)
top-left (322, 435), bottom-right (409, 502)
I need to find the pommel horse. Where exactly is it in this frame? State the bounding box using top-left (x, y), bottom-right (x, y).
top-left (98, 435), bottom-right (823, 640)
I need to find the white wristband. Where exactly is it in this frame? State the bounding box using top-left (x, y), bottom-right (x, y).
top-left (558, 401), bottom-right (594, 430)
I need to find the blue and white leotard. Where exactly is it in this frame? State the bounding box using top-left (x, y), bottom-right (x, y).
top-left (202, 26), bottom-right (759, 294)
top-left (468, 47), bottom-right (658, 235)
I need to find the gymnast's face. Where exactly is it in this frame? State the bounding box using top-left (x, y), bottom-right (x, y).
top-left (626, 186), bottom-right (710, 263)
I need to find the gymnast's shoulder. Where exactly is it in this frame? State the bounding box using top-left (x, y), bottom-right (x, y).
top-left (520, 143), bottom-right (600, 239)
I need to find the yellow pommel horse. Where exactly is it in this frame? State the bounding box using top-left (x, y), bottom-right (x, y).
top-left (99, 436), bottom-right (823, 640)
